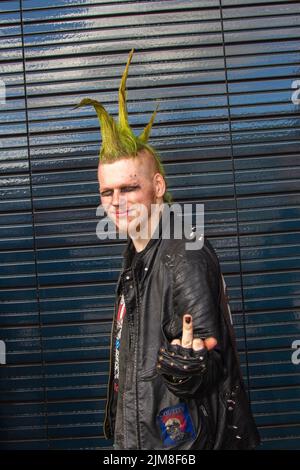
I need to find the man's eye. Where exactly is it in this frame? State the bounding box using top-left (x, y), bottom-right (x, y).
top-left (121, 186), bottom-right (139, 192)
top-left (100, 191), bottom-right (112, 197)
top-left (100, 186), bottom-right (139, 197)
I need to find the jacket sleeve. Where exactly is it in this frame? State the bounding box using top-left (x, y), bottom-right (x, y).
top-left (157, 245), bottom-right (225, 398)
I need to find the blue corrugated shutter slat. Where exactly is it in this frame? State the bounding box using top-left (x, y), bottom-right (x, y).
top-left (0, 0), bottom-right (299, 450)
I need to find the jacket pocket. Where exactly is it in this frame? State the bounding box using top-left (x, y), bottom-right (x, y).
top-left (197, 403), bottom-right (214, 449)
top-left (139, 367), bottom-right (158, 381)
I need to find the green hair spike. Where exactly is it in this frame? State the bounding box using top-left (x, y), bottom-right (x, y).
top-left (75, 49), bottom-right (172, 203)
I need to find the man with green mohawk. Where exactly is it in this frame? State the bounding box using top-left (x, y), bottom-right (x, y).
top-left (76, 48), bottom-right (172, 249)
top-left (76, 50), bottom-right (260, 450)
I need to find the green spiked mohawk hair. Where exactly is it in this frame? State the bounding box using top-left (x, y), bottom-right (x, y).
top-left (75, 48), bottom-right (172, 204)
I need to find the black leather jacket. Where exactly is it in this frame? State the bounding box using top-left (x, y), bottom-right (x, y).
top-left (103, 209), bottom-right (260, 450)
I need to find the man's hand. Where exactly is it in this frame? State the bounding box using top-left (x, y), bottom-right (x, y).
top-left (170, 314), bottom-right (218, 351)
top-left (156, 313), bottom-right (218, 382)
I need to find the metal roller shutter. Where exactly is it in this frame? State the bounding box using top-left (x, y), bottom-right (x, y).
top-left (0, 0), bottom-right (299, 450)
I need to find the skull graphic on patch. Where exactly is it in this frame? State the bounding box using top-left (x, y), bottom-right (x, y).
top-left (157, 403), bottom-right (196, 447)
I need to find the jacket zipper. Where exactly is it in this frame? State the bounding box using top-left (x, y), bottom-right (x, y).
top-left (103, 281), bottom-right (120, 439)
top-left (103, 310), bottom-right (115, 439)
top-left (133, 270), bottom-right (141, 449)
top-left (123, 270), bottom-right (141, 449)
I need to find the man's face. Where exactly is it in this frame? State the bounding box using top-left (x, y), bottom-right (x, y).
top-left (98, 150), bottom-right (165, 235)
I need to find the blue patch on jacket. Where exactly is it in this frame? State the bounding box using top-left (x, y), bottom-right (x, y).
top-left (157, 402), bottom-right (196, 447)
